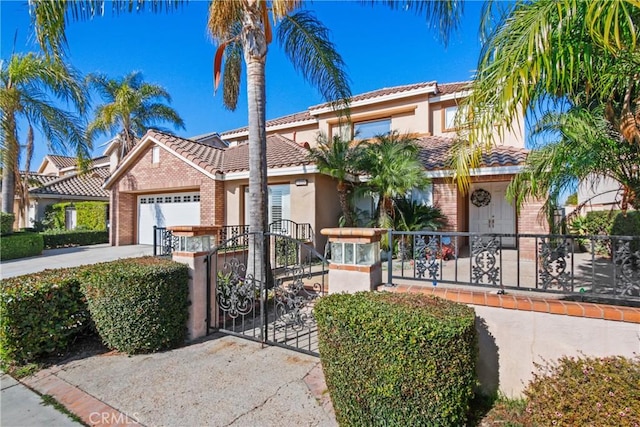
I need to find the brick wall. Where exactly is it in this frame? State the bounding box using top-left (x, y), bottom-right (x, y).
top-left (518, 196), bottom-right (549, 259)
top-left (110, 144), bottom-right (223, 245)
top-left (433, 179), bottom-right (458, 231)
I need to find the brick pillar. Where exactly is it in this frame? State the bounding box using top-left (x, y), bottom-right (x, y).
top-left (518, 197), bottom-right (549, 260)
top-left (321, 228), bottom-right (385, 294)
top-left (433, 181), bottom-right (459, 231)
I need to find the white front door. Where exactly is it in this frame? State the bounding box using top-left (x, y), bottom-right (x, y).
top-left (138, 192), bottom-right (200, 245)
top-left (469, 182), bottom-right (516, 247)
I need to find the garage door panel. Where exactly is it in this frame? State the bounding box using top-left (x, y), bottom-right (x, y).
top-left (138, 192), bottom-right (200, 245)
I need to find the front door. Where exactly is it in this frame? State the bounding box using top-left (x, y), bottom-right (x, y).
top-left (469, 182), bottom-right (516, 247)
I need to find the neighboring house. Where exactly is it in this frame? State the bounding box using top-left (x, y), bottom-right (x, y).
top-left (576, 175), bottom-right (625, 214)
top-left (104, 80), bottom-right (547, 251)
top-left (13, 155), bottom-right (110, 229)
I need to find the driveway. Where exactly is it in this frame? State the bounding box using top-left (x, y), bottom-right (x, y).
top-left (22, 333), bottom-right (336, 426)
top-left (0, 244), bottom-right (154, 279)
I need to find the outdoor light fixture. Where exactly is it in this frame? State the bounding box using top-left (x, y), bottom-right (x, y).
top-left (295, 179), bottom-right (308, 186)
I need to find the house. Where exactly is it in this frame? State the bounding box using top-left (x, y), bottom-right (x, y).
top-left (13, 155), bottom-right (110, 229)
top-left (104, 80), bottom-right (548, 251)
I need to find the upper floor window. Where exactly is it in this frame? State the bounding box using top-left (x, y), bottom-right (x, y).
top-left (444, 106), bottom-right (458, 130)
top-left (354, 118), bottom-right (391, 140)
top-left (151, 146), bottom-right (160, 163)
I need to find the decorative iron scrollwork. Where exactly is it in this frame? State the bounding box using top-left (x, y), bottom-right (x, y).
top-left (471, 235), bottom-right (500, 285)
top-left (538, 237), bottom-right (572, 291)
top-left (216, 258), bottom-right (257, 319)
top-left (272, 264), bottom-right (323, 331)
top-left (413, 235), bottom-right (439, 280)
top-left (614, 240), bottom-right (640, 297)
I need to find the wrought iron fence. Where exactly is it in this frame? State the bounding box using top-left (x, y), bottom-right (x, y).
top-left (153, 226), bottom-right (177, 256)
top-left (268, 220), bottom-right (314, 243)
top-left (387, 230), bottom-right (640, 303)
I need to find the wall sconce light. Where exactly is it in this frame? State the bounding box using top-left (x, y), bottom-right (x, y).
top-left (295, 179), bottom-right (308, 186)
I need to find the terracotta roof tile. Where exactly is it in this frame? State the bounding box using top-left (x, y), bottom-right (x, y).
top-left (220, 111), bottom-right (314, 137)
top-left (18, 173), bottom-right (59, 188)
top-left (223, 134), bottom-right (313, 173)
top-left (46, 154), bottom-right (109, 170)
top-left (436, 81), bottom-right (471, 95)
top-left (416, 136), bottom-right (528, 170)
top-left (30, 167), bottom-right (110, 198)
top-left (147, 130), bottom-right (225, 174)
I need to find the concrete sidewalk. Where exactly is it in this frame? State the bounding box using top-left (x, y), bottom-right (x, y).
top-left (1, 373), bottom-right (81, 426)
top-left (0, 244), bottom-right (153, 279)
top-left (18, 334), bottom-right (336, 427)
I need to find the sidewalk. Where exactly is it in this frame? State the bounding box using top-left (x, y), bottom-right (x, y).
top-left (6, 334), bottom-right (336, 427)
top-left (1, 373), bottom-right (81, 426)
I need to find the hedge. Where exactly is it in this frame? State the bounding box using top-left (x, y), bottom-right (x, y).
top-left (0, 268), bottom-right (90, 364)
top-left (81, 257), bottom-right (189, 354)
top-left (0, 232), bottom-right (44, 261)
top-left (41, 229), bottom-right (108, 249)
top-left (315, 292), bottom-right (478, 426)
top-left (0, 213), bottom-right (14, 235)
top-left (612, 211), bottom-right (640, 253)
top-left (524, 355), bottom-right (640, 426)
top-left (44, 201), bottom-right (108, 231)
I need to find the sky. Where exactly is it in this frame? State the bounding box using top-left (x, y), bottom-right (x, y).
top-left (1, 0), bottom-right (487, 170)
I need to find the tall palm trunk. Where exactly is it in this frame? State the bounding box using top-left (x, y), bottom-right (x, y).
top-left (243, 5), bottom-right (269, 286)
top-left (337, 180), bottom-right (354, 226)
top-left (16, 126), bottom-right (34, 227)
top-left (1, 113), bottom-right (18, 215)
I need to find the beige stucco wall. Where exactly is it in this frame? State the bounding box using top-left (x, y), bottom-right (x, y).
top-left (472, 305), bottom-right (640, 397)
top-left (38, 161), bottom-right (60, 176)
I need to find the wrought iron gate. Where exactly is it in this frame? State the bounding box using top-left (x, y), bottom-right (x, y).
top-left (206, 232), bottom-right (328, 356)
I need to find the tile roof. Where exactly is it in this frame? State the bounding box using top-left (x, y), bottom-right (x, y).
top-left (147, 130), bottom-right (226, 174)
top-left (223, 134), bottom-right (313, 173)
top-left (220, 81), bottom-right (472, 137)
top-left (220, 111), bottom-right (314, 137)
top-left (18, 173), bottom-right (59, 188)
top-left (45, 154), bottom-right (109, 170)
top-left (416, 135), bottom-right (528, 170)
top-left (435, 81), bottom-right (471, 95)
top-left (30, 167), bottom-right (110, 198)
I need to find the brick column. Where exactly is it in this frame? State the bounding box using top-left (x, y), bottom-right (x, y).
top-left (321, 228), bottom-right (385, 294)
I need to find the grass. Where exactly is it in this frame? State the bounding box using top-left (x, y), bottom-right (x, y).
top-left (41, 394), bottom-right (87, 425)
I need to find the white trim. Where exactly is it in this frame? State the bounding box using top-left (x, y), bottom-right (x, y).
top-left (309, 85), bottom-right (437, 115)
top-left (428, 90), bottom-right (471, 103)
top-left (424, 165), bottom-right (524, 178)
top-left (224, 165), bottom-right (319, 181)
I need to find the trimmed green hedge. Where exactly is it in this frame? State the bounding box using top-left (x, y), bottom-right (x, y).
top-left (0, 213), bottom-right (14, 235)
top-left (81, 257), bottom-right (189, 354)
top-left (0, 268), bottom-right (90, 363)
top-left (612, 211), bottom-right (640, 253)
top-left (315, 292), bottom-right (478, 426)
top-left (0, 232), bottom-right (44, 261)
top-left (42, 229), bottom-right (108, 249)
top-left (44, 201), bottom-right (108, 231)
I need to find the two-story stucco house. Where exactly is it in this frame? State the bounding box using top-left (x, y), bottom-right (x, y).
top-left (103, 80), bottom-right (548, 251)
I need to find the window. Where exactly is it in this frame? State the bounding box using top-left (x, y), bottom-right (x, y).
top-left (410, 185), bottom-right (433, 206)
top-left (148, 197), bottom-right (155, 203)
top-left (193, 194), bottom-right (200, 202)
top-left (164, 196), bottom-right (172, 203)
top-left (140, 198), bottom-right (147, 204)
top-left (173, 196), bottom-right (182, 203)
top-left (244, 184), bottom-right (291, 224)
top-left (444, 106), bottom-right (458, 130)
top-left (183, 195), bottom-right (191, 202)
top-left (354, 118), bottom-right (391, 140)
top-left (331, 122), bottom-right (352, 140)
top-left (152, 146), bottom-right (160, 163)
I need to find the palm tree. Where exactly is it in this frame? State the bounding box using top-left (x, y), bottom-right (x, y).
top-left (87, 71), bottom-right (185, 159)
top-left (452, 0), bottom-right (640, 192)
top-left (507, 104), bottom-right (640, 223)
top-left (1, 52), bottom-right (88, 215)
top-left (358, 131), bottom-right (430, 229)
top-left (307, 133), bottom-right (362, 226)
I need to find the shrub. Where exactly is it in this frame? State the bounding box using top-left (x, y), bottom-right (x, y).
top-left (315, 292), bottom-right (477, 426)
top-left (44, 201), bottom-right (108, 231)
top-left (524, 355), bottom-right (640, 426)
top-left (0, 232), bottom-right (44, 260)
top-left (611, 211), bottom-right (640, 253)
top-left (0, 268), bottom-right (90, 364)
top-left (41, 229), bottom-right (108, 249)
top-left (81, 257), bottom-right (189, 354)
top-left (0, 213), bottom-right (14, 235)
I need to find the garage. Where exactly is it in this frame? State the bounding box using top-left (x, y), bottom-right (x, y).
top-left (138, 192), bottom-right (200, 245)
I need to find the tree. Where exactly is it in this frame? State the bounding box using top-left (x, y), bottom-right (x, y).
top-left (358, 131), bottom-right (430, 229)
top-left (452, 0), bottom-right (640, 192)
top-left (0, 52), bottom-right (88, 215)
top-left (87, 71), bottom-right (185, 159)
top-left (307, 133), bottom-right (363, 227)
top-left (507, 105), bottom-right (640, 223)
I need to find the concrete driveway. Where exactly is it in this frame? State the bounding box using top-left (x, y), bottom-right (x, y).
top-left (0, 244), bottom-right (154, 279)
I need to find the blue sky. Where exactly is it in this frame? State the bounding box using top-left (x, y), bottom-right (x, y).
top-left (1, 1), bottom-right (486, 169)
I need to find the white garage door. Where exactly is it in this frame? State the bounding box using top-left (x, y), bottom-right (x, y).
top-left (138, 192), bottom-right (200, 245)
